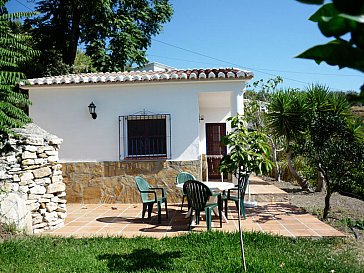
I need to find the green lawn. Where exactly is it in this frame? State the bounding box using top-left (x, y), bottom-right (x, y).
top-left (0, 232), bottom-right (362, 273)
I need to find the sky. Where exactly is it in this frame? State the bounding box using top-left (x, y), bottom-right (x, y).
top-left (6, 0), bottom-right (364, 92)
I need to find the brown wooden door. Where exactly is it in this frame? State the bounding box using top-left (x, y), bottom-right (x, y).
top-left (206, 123), bottom-right (227, 180)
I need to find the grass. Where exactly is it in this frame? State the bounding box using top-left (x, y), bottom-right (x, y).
top-left (0, 232), bottom-right (362, 273)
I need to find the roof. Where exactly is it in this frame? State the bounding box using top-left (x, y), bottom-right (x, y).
top-left (26, 68), bottom-right (254, 87)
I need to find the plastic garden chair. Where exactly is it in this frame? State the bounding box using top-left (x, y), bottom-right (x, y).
top-left (176, 172), bottom-right (196, 211)
top-left (135, 176), bottom-right (168, 224)
top-left (183, 180), bottom-right (222, 231)
top-left (223, 178), bottom-right (249, 219)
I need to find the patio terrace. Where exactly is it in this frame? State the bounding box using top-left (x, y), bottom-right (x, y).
top-left (43, 177), bottom-right (344, 238)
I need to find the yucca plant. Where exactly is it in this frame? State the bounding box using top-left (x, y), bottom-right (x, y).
top-left (0, 0), bottom-right (37, 136)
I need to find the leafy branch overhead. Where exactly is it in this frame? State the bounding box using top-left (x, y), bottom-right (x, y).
top-left (23, 0), bottom-right (173, 76)
top-left (296, 0), bottom-right (364, 75)
top-left (0, 0), bottom-right (38, 135)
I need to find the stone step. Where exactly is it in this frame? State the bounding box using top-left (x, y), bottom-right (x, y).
top-left (247, 176), bottom-right (289, 202)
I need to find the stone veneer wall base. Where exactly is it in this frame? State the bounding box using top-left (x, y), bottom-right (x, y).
top-left (63, 160), bottom-right (201, 204)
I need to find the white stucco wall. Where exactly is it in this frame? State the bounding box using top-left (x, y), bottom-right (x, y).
top-left (28, 80), bottom-right (246, 162)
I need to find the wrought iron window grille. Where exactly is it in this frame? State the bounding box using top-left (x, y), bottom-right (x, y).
top-left (119, 110), bottom-right (171, 160)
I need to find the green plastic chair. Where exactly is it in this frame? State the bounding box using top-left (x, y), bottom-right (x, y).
top-left (223, 178), bottom-right (249, 219)
top-left (176, 172), bottom-right (196, 211)
top-left (183, 180), bottom-right (222, 231)
top-left (135, 176), bottom-right (168, 224)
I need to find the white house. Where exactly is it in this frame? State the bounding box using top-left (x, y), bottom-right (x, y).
top-left (25, 64), bottom-right (253, 203)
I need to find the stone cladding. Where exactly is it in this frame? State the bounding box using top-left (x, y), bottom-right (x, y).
top-left (63, 160), bottom-right (201, 204)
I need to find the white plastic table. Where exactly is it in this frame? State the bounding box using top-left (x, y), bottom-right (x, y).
top-left (176, 181), bottom-right (235, 223)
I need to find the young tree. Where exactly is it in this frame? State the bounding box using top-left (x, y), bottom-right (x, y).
top-left (219, 115), bottom-right (273, 272)
top-left (0, 0), bottom-right (36, 135)
top-left (24, 0), bottom-right (173, 76)
top-left (303, 85), bottom-right (364, 219)
top-left (244, 77), bottom-right (285, 182)
top-left (268, 84), bottom-right (364, 218)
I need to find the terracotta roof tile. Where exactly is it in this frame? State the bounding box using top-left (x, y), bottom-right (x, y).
top-left (25, 68), bottom-right (253, 86)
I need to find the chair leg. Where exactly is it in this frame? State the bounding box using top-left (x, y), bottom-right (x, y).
top-left (218, 197), bottom-right (223, 228)
top-left (188, 209), bottom-right (194, 231)
top-left (205, 207), bottom-right (212, 231)
top-left (147, 203), bottom-right (154, 219)
top-left (195, 211), bottom-right (200, 225)
top-left (224, 199), bottom-right (228, 220)
top-left (157, 201), bottom-right (162, 224)
top-left (142, 203), bottom-right (148, 220)
top-left (164, 200), bottom-right (168, 219)
top-left (180, 195), bottom-right (185, 211)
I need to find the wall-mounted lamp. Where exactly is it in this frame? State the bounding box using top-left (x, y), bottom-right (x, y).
top-left (199, 114), bottom-right (205, 122)
top-left (88, 102), bottom-right (97, 119)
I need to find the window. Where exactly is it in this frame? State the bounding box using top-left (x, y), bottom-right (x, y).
top-left (119, 113), bottom-right (171, 160)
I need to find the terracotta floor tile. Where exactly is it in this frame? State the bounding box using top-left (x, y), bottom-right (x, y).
top-left (315, 229), bottom-right (345, 237)
top-left (281, 223), bottom-right (309, 230)
top-left (289, 229), bottom-right (320, 237)
top-left (76, 226), bottom-right (104, 233)
top-left (304, 223), bottom-right (333, 230)
top-left (45, 226), bottom-right (81, 233)
top-left (47, 180), bottom-right (346, 238)
top-left (65, 221), bottom-right (90, 227)
top-left (98, 226), bottom-right (126, 234)
top-left (242, 226), bottom-right (262, 232)
top-left (277, 218), bottom-right (302, 224)
top-left (259, 223), bottom-right (284, 230)
top-left (43, 200), bottom-right (344, 239)
top-left (265, 230), bottom-right (294, 237)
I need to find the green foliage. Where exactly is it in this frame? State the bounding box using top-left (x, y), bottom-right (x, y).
top-left (267, 90), bottom-right (307, 143)
top-left (303, 87), bottom-right (364, 196)
top-left (24, 0), bottom-right (173, 76)
top-left (268, 84), bottom-right (364, 218)
top-left (0, 0), bottom-right (36, 135)
top-left (244, 76), bottom-right (283, 132)
top-left (1, 221), bottom-right (17, 234)
top-left (218, 115), bottom-right (273, 181)
top-left (296, 0), bottom-right (364, 88)
top-left (0, 232), bottom-right (361, 272)
top-left (73, 50), bottom-right (96, 74)
top-left (346, 89), bottom-right (364, 106)
top-left (341, 218), bottom-right (364, 230)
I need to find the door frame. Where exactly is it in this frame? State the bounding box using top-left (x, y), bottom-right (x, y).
top-left (205, 123), bottom-right (227, 180)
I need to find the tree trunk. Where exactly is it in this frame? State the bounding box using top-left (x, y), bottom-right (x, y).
top-left (69, 8), bottom-right (81, 65)
top-left (64, 6), bottom-right (82, 66)
top-left (237, 172), bottom-right (248, 271)
top-left (316, 171), bottom-right (325, 192)
top-left (286, 151), bottom-right (309, 190)
top-left (270, 139), bottom-right (280, 182)
top-left (323, 185), bottom-right (332, 219)
top-left (59, 0), bottom-right (69, 64)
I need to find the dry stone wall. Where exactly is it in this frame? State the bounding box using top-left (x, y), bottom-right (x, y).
top-left (0, 124), bottom-right (64, 234)
top-left (63, 160), bottom-right (201, 204)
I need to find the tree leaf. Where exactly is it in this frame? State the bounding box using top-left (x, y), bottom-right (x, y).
top-left (318, 15), bottom-right (355, 37)
top-left (296, 0), bottom-right (324, 5)
top-left (296, 40), bottom-right (364, 73)
top-left (332, 0), bottom-right (364, 16)
top-left (339, 14), bottom-right (364, 23)
top-left (309, 3), bottom-right (337, 22)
